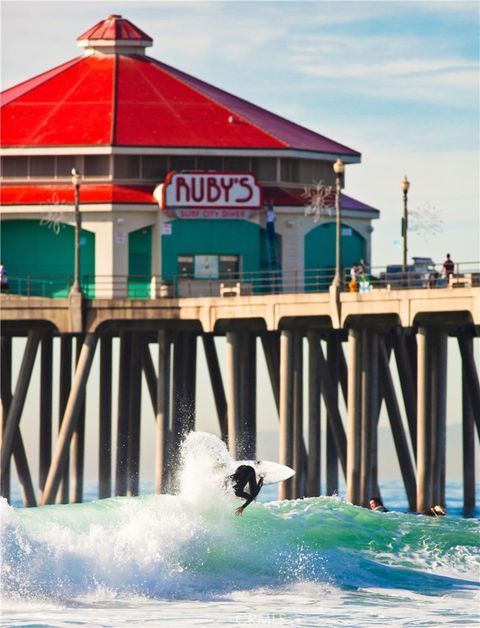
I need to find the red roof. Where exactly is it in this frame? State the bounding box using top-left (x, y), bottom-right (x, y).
top-left (0, 183), bottom-right (378, 215)
top-left (1, 16), bottom-right (360, 157)
top-left (77, 14), bottom-right (153, 43)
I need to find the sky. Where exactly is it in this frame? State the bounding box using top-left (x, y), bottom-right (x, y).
top-left (2, 1), bottom-right (479, 490)
top-left (2, 0), bottom-right (479, 267)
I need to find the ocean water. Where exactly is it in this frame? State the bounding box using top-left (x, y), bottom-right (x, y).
top-left (1, 433), bottom-right (479, 627)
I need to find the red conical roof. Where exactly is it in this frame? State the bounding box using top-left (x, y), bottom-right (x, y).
top-left (77, 14), bottom-right (153, 44)
top-left (0, 16), bottom-right (360, 159)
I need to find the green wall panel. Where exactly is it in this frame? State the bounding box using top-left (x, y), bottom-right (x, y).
top-left (162, 219), bottom-right (262, 278)
top-left (1, 219), bottom-right (95, 297)
top-left (304, 222), bottom-right (365, 291)
top-left (128, 226), bottom-right (152, 298)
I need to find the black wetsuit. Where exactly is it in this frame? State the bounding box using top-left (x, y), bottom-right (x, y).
top-left (230, 464), bottom-right (263, 509)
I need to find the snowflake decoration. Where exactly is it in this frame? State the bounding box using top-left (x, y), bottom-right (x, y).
top-left (303, 180), bottom-right (336, 223)
top-left (409, 202), bottom-right (443, 241)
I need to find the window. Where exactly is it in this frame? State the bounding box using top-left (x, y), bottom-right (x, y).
top-left (1, 157), bottom-right (28, 178)
top-left (251, 157), bottom-right (277, 181)
top-left (178, 255), bottom-right (194, 277)
top-left (56, 156), bottom-right (78, 178)
top-left (219, 255), bottom-right (239, 278)
top-left (196, 156), bottom-right (223, 171)
top-left (170, 156), bottom-right (196, 171)
top-left (224, 157), bottom-right (250, 171)
top-left (84, 155), bottom-right (110, 177)
top-left (280, 158), bottom-right (299, 183)
top-left (142, 156), bottom-right (169, 180)
top-left (115, 155), bottom-right (140, 179)
top-left (30, 156), bottom-right (55, 178)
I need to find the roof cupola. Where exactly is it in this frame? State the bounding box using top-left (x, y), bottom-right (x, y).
top-left (76, 14), bottom-right (153, 56)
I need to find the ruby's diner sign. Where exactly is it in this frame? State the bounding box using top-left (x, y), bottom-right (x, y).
top-left (153, 171), bottom-right (262, 219)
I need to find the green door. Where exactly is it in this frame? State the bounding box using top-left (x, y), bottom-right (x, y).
top-left (304, 222), bottom-right (365, 291)
top-left (1, 219), bottom-right (95, 297)
top-left (128, 226), bottom-right (152, 297)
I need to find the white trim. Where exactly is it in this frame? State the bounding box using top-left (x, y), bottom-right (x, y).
top-left (0, 146), bottom-right (361, 163)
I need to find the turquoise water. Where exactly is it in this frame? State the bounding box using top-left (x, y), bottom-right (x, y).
top-left (2, 433), bottom-right (479, 627)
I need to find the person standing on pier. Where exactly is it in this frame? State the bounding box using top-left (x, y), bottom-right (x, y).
top-left (442, 254), bottom-right (455, 283)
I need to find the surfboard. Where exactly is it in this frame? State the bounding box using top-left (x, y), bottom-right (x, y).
top-left (230, 460), bottom-right (295, 485)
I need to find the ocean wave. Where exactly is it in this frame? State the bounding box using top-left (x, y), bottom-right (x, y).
top-left (1, 433), bottom-right (479, 604)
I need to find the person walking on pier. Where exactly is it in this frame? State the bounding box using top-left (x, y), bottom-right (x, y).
top-left (229, 465), bottom-right (264, 516)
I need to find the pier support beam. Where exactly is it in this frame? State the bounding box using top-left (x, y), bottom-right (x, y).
top-left (461, 334), bottom-right (476, 516)
top-left (458, 332), bottom-right (480, 438)
top-left (39, 334), bottom-right (53, 501)
top-left (347, 327), bottom-right (361, 505)
top-left (379, 340), bottom-right (416, 511)
top-left (57, 336), bottom-right (72, 503)
top-left (279, 330), bottom-right (294, 499)
top-left (99, 336), bottom-right (112, 499)
top-left (203, 334), bottom-right (227, 441)
top-left (326, 332), bottom-right (340, 495)
top-left (1, 330), bottom-right (41, 494)
top-left (116, 332), bottom-right (131, 496)
top-left (360, 329), bottom-right (379, 507)
top-left (71, 335), bottom-right (87, 503)
top-left (1, 336), bottom-right (12, 501)
top-left (41, 333), bottom-right (98, 506)
top-left (307, 331), bottom-right (321, 497)
top-left (292, 331), bottom-right (303, 498)
top-left (430, 330), bottom-right (447, 507)
top-left (416, 325), bottom-right (432, 513)
top-left (226, 331), bottom-right (241, 458)
top-left (392, 328), bottom-right (417, 453)
top-left (127, 334), bottom-right (142, 496)
top-left (156, 330), bottom-right (171, 494)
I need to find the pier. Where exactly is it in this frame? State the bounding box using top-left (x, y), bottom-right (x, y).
top-left (1, 280), bottom-right (479, 514)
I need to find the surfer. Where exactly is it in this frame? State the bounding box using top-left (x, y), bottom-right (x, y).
top-left (229, 464), bottom-right (264, 516)
top-left (369, 496), bottom-right (388, 512)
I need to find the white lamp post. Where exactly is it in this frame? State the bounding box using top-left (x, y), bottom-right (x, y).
top-left (332, 158), bottom-right (345, 288)
top-left (70, 168), bottom-right (82, 294)
top-left (401, 175), bottom-right (410, 274)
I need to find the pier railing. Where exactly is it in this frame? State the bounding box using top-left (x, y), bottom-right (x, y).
top-left (4, 261), bottom-right (480, 299)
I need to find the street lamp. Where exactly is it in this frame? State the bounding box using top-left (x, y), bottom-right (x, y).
top-left (332, 158), bottom-right (345, 289)
top-left (70, 168), bottom-right (82, 294)
top-left (401, 175), bottom-right (410, 273)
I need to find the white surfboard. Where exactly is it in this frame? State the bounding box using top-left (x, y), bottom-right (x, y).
top-left (230, 460), bottom-right (295, 485)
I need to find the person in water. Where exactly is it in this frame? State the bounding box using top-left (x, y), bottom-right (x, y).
top-left (229, 464), bottom-right (264, 516)
top-left (369, 496), bottom-right (388, 512)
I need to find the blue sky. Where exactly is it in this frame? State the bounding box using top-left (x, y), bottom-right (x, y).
top-left (2, 0), bottom-right (479, 266)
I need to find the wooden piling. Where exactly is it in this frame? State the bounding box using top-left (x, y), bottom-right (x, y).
top-left (326, 332), bottom-right (339, 495)
top-left (115, 332), bottom-right (131, 496)
top-left (347, 327), bottom-right (361, 505)
top-left (127, 334), bottom-right (142, 496)
top-left (226, 331), bottom-right (241, 458)
top-left (156, 330), bottom-right (171, 494)
top-left (279, 330), bottom-right (294, 499)
top-left (99, 336), bottom-right (112, 499)
top-left (57, 335), bottom-right (72, 503)
top-left (1, 336), bottom-right (12, 501)
top-left (202, 334), bottom-right (227, 441)
top-left (379, 340), bottom-right (416, 511)
top-left (416, 325), bottom-right (432, 513)
top-left (462, 335), bottom-right (476, 516)
top-left (1, 329), bottom-right (41, 479)
top-left (40, 333), bottom-right (98, 506)
top-left (307, 331), bottom-right (321, 497)
top-left (71, 335), bottom-right (86, 503)
top-left (292, 331), bottom-right (303, 498)
top-left (39, 333), bottom-right (53, 500)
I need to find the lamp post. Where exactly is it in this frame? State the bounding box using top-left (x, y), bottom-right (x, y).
top-left (70, 168), bottom-right (82, 294)
top-left (332, 158), bottom-right (345, 289)
top-left (401, 175), bottom-right (410, 273)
